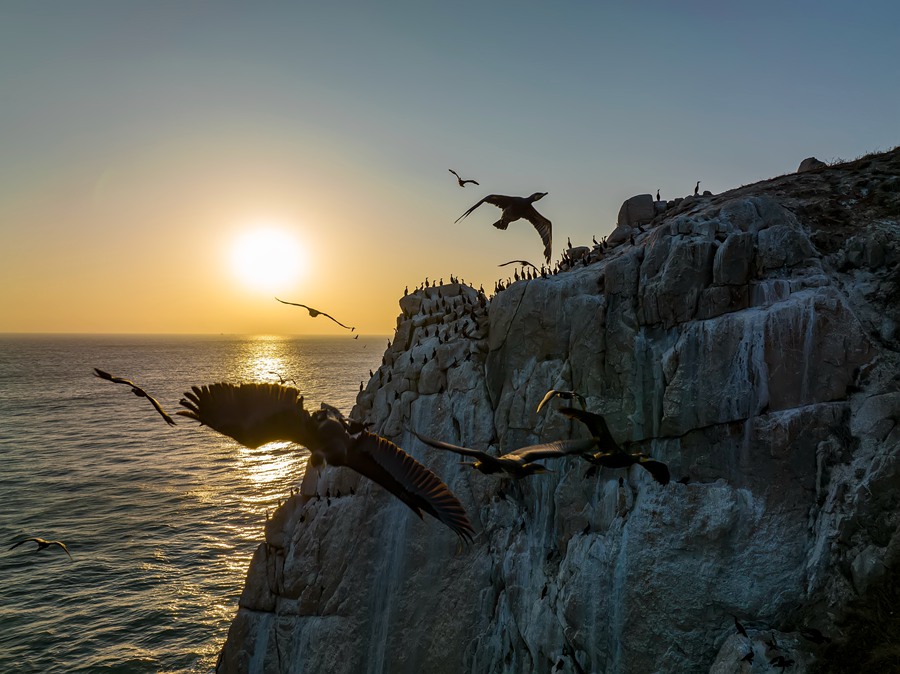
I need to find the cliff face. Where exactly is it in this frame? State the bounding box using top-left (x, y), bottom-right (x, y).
top-left (217, 150), bottom-right (900, 674)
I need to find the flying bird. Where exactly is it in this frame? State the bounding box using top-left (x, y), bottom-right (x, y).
top-left (93, 368), bottom-right (176, 426)
top-left (413, 431), bottom-right (594, 479)
top-left (449, 169), bottom-right (479, 187)
top-left (178, 383), bottom-right (473, 541)
top-left (9, 537), bottom-right (72, 560)
top-left (269, 371), bottom-right (296, 386)
top-left (558, 407), bottom-right (670, 485)
top-left (455, 192), bottom-right (552, 263)
top-left (275, 298), bottom-right (355, 331)
top-left (536, 389), bottom-right (587, 414)
top-left (499, 260), bottom-right (538, 270)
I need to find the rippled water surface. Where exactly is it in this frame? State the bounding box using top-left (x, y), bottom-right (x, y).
top-left (0, 334), bottom-right (384, 673)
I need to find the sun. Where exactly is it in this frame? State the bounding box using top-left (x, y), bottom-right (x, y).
top-left (230, 226), bottom-right (305, 293)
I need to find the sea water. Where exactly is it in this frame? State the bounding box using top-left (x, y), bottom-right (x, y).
top-left (0, 334), bottom-right (384, 673)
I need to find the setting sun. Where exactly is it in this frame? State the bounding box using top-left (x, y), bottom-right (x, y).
top-left (230, 226), bottom-right (305, 293)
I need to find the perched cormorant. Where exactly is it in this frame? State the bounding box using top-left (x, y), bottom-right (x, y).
top-left (178, 383), bottom-right (473, 540)
top-left (449, 169), bottom-right (479, 187)
top-left (413, 431), bottom-right (594, 479)
top-left (656, 189), bottom-right (660, 201)
top-left (536, 389), bottom-right (587, 414)
top-left (93, 368), bottom-right (176, 426)
top-left (9, 537), bottom-right (72, 560)
top-left (694, 181), bottom-right (700, 196)
top-left (455, 192), bottom-right (552, 263)
top-left (275, 297), bottom-right (355, 331)
top-left (557, 407), bottom-right (670, 485)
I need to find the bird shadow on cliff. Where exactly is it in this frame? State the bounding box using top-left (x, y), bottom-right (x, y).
top-left (812, 558), bottom-right (900, 673)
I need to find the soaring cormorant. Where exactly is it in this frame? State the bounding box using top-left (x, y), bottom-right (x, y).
top-left (498, 260), bottom-right (538, 270)
top-left (178, 383), bottom-right (473, 540)
top-left (9, 537), bottom-right (72, 560)
top-left (413, 431), bottom-right (594, 479)
top-left (455, 192), bottom-right (552, 263)
top-left (275, 298), bottom-right (355, 331)
top-left (449, 169), bottom-right (479, 187)
top-left (536, 389), bottom-right (587, 414)
top-left (558, 407), bottom-right (670, 485)
top-left (93, 368), bottom-right (176, 426)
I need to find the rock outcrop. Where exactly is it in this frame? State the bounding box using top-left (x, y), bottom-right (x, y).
top-left (216, 149), bottom-right (900, 673)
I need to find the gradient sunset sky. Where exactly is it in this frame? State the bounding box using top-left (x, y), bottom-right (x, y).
top-left (1, 2), bottom-right (897, 335)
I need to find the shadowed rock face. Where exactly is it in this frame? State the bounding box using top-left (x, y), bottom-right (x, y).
top-left (216, 149), bottom-right (900, 674)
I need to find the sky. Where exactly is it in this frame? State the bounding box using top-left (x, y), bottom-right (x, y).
top-left (1, 1), bottom-right (897, 335)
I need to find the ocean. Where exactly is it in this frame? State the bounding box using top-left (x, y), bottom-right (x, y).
top-left (0, 334), bottom-right (385, 673)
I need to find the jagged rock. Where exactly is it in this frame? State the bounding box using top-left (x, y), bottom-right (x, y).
top-left (216, 149), bottom-right (900, 674)
top-left (798, 156), bottom-right (827, 172)
top-left (617, 193), bottom-right (655, 228)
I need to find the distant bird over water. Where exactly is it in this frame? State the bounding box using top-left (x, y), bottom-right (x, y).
top-left (414, 431), bottom-right (594, 479)
top-left (456, 192), bottom-right (552, 263)
top-left (449, 169), bottom-right (479, 187)
top-left (178, 383), bottom-right (473, 541)
top-left (93, 368), bottom-right (176, 426)
top-left (558, 407), bottom-right (670, 485)
top-left (268, 371), bottom-right (296, 386)
top-left (275, 297), bottom-right (355, 331)
top-left (9, 537), bottom-right (72, 560)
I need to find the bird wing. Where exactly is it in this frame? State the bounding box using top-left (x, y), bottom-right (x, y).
top-left (145, 393), bottom-right (177, 426)
top-left (177, 382), bottom-right (313, 448)
top-left (8, 539), bottom-right (34, 551)
top-left (557, 407), bottom-right (619, 450)
top-left (523, 206), bottom-right (553, 263)
top-left (498, 260), bottom-right (537, 269)
top-left (274, 297), bottom-right (313, 312)
top-left (454, 194), bottom-right (512, 223)
top-left (449, 169), bottom-right (460, 179)
top-left (536, 389), bottom-right (561, 413)
top-left (317, 311), bottom-right (355, 331)
top-left (93, 368), bottom-right (136, 387)
top-left (412, 432), bottom-right (493, 462)
top-left (345, 432), bottom-right (474, 541)
top-left (51, 541), bottom-right (73, 559)
top-left (506, 439), bottom-right (598, 462)
top-left (463, 179), bottom-right (480, 186)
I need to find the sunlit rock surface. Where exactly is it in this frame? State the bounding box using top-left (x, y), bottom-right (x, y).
top-left (217, 150), bottom-right (900, 673)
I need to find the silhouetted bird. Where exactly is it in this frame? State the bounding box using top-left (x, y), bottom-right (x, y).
top-left (456, 192), bottom-right (552, 263)
top-left (656, 189), bottom-right (660, 201)
top-left (178, 383), bottom-right (473, 540)
top-left (93, 368), bottom-right (176, 426)
top-left (536, 389), bottom-right (587, 414)
top-left (694, 181), bottom-right (700, 196)
top-left (499, 259), bottom-right (538, 270)
top-left (414, 431), bottom-right (594, 479)
top-left (9, 537), bottom-right (72, 560)
top-left (275, 297), bottom-right (355, 331)
top-left (269, 371), bottom-right (296, 386)
top-left (558, 407), bottom-right (670, 485)
top-left (449, 169), bottom-right (479, 187)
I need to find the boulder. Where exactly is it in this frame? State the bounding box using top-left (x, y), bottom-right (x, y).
top-left (617, 193), bottom-right (655, 228)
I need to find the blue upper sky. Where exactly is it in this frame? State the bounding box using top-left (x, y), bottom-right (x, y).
top-left (1, 1), bottom-right (897, 333)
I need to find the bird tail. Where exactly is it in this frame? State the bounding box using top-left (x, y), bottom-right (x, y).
top-left (492, 220), bottom-right (509, 230)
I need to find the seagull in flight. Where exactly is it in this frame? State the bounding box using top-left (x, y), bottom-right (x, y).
top-left (268, 371), bottom-right (296, 386)
top-left (456, 192), bottom-right (552, 263)
top-left (449, 169), bottom-right (479, 187)
top-left (413, 431), bottom-right (594, 479)
top-left (275, 298), bottom-right (355, 331)
top-left (536, 389), bottom-right (587, 414)
top-left (178, 383), bottom-right (474, 541)
top-left (498, 260), bottom-right (538, 270)
top-left (93, 368), bottom-right (176, 426)
top-left (9, 537), bottom-right (73, 560)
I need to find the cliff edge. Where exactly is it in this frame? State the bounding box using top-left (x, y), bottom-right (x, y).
top-left (217, 149), bottom-right (900, 673)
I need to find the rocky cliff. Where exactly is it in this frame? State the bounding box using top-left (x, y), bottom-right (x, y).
top-left (216, 149), bottom-right (900, 673)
